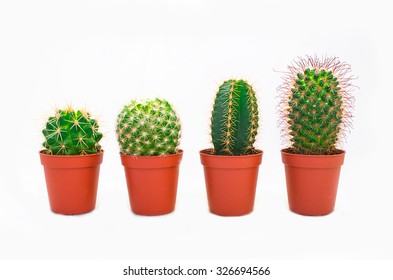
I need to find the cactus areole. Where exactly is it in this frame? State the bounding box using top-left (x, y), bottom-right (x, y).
top-left (279, 56), bottom-right (355, 155)
top-left (211, 79), bottom-right (259, 156)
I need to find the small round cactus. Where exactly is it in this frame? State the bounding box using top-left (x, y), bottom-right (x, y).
top-left (278, 56), bottom-right (355, 155)
top-left (211, 79), bottom-right (259, 156)
top-left (42, 106), bottom-right (103, 155)
top-left (116, 98), bottom-right (181, 156)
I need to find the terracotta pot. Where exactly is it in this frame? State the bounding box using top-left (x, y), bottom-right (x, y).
top-left (199, 149), bottom-right (263, 216)
top-left (39, 151), bottom-right (104, 215)
top-left (281, 149), bottom-right (345, 216)
top-left (120, 150), bottom-right (183, 216)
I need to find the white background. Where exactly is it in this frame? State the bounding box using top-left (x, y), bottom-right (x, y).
top-left (0, 0), bottom-right (392, 268)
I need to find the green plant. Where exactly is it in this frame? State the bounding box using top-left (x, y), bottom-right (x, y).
top-left (116, 98), bottom-right (181, 156)
top-left (42, 106), bottom-right (103, 155)
top-left (278, 56), bottom-right (355, 155)
top-left (211, 79), bottom-right (259, 155)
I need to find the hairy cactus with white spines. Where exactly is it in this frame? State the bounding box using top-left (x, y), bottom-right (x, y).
top-left (116, 98), bottom-right (181, 156)
top-left (278, 56), bottom-right (355, 155)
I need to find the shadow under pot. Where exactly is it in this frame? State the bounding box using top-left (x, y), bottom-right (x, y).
top-left (39, 151), bottom-right (104, 215)
top-left (199, 149), bottom-right (263, 216)
top-left (120, 150), bottom-right (183, 216)
top-left (281, 149), bottom-right (345, 216)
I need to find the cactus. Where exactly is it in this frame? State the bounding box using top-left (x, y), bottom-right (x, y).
top-left (42, 106), bottom-right (103, 155)
top-left (278, 56), bottom-right (355, 155)
top-left (211, 79), bottom-right (259, 155)
top-left (116, 98), bottom-right (181, 156)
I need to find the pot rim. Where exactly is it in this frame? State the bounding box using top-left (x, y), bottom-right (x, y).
top-left (39, 150), bottom-right (104, 168)
top-left (120, 149), bottom-right (183, 158)
top-left (199, 148), bottom-right (263, 169)
top-left (39, 149), bottom-right (104, 157)
top-left (281, 148), bottom-right (345, 168)
top-left (120, 149), bottom-right (183, 169)
top-left (280, 148), bottom-right (345, 157)
top-left (199, 148), bottom-right (263, 158)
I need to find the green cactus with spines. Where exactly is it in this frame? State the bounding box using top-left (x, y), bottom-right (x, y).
top-left (279, 56), bottom-right (355, 155)
top-left (42, 107), bottom-right (103, 155)
top-left (211, 79), bottom-right (259, 156)
top-left (116, 98), bottom-right (181, 156)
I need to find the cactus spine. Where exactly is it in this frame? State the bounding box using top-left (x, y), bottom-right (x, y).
top-left (278, 56), bottom-right (355, 155)
top-left (116, 98), bottom-right (181, 156)
top-left (42, 106), bottom-right (103, 155)
top-left (211, 79), bottom-right (259, 155)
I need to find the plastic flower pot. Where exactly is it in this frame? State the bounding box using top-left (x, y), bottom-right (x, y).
top-left (200, 149), bottom-right (263, 216)
top-left (40, 151), bottom-right (104, 215)
top-left (120, 150), bottom-right (183, 216)
top-left (281, 149), bottom-right (345, 216)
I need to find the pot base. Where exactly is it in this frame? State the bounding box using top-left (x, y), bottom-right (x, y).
top-left (51, 206), bottom-right (95, 215)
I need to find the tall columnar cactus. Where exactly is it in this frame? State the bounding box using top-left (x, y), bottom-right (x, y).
top-left (278, 56), bottom-right (355, 155)
top-left (211, 79), bottom-right (259, 155)
top-left (116, 98), bottom-right (181, 156)
top-left (42, 107), bottom-right (103, 155)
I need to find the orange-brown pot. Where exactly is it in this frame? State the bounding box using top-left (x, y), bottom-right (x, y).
top-left (281, 149), bottom-right (345, 216)
top-left (120, 150), bottom-right (183, 216)
top-left (39, 151), bottom-right (103, 215)
top-left (199, 149), bottom-right (263, 216)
